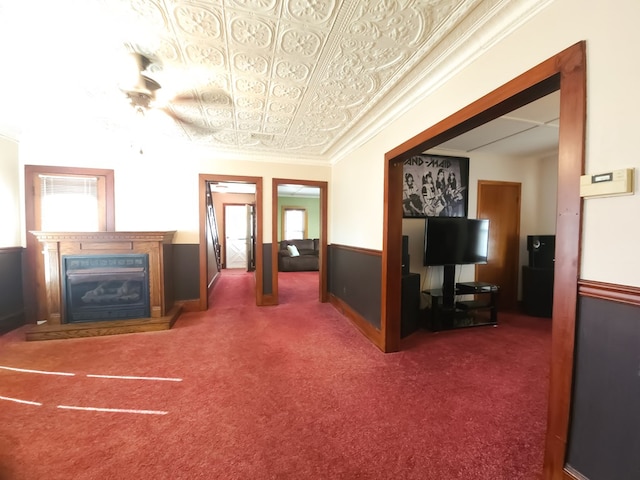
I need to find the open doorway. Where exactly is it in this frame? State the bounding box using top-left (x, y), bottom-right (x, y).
top-left (198, 174), bottom-right (263, 310)
top-left (223, 203), bottom-right (256, 271)
top-left (271, 178), bottom-right (328, 304)
top-left (383, 43), bottom-right (585, 478)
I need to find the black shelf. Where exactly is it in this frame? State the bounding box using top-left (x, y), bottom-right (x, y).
top-left (423, 282), bottom-right (499, 332)
top-left (456, 299), bottom-right (492, 310)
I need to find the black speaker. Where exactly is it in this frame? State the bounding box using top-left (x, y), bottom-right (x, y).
top-left (401, 235), bottom-right (410, 275)
top-left (527, 235), bottom-right (555, 269)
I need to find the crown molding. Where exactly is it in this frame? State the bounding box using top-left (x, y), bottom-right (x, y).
top-left (328, 0), bottom-right (555, 165)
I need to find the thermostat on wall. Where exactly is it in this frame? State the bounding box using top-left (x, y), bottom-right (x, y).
top-left (579, 168), bottom-right (634, 198)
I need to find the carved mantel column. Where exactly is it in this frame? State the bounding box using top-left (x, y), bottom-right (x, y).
top-left (39, 238), bottom-right (63, 325)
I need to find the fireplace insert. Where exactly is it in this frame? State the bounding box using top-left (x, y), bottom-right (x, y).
top-left (62, 254), bottom-right (150, 323)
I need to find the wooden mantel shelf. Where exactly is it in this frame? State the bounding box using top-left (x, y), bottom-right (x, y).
top-left (27, 230), bottom-right (179, 341)
top-left (30, 231), bottom-right (176, 243)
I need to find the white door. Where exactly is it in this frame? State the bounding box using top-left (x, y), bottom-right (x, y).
top-left (225, 204), bottom-right (249, 269)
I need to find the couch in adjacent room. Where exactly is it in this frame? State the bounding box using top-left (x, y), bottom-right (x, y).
top-left (278, 239), bottom-right (319, 272)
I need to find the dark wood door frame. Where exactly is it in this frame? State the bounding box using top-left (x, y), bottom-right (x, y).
top-left (383, 42), bottom-right (585, 479)
top-left (271, 179), bottom-right (329, 304)
top-left (198, 174), bottom-right (263, 309)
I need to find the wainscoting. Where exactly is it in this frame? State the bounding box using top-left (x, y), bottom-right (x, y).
top-left (328, 244), bottom-right (382, 348)
top-left (0, 247), bottom-right (25, 334)
top-left (565, 280), bottom-right (640, 480)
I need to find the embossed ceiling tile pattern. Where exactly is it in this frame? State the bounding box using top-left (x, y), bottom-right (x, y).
top-left (174, 1), bottom-right (478, 153)
top-left (0, 0), bottom-right (550, 159)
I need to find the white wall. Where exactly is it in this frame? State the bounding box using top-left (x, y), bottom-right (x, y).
top-left (402, 148), bottom-right (557, 293)
top-left (0, 136), bottom-right (21, 247)
top-left (17, 128), bottom-right (330, 245)
top-left (330, 0), bottom-right (640, 287)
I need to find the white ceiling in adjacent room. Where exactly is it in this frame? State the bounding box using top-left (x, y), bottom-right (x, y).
top-left (278, 184), bottom-right (320, 198)
top-left (436, 91), bottom-right (560, 158)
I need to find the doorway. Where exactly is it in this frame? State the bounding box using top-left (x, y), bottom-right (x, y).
top-left (224, 204), bottom-right (255, 270)
top-left (476, 180), bottom-right (522, 311)
top-left (198, 174), bottom-right (263, 309)
top-left (382, 43), bottom-right (585, 478)
top-left (271, 178), bottom-right (329, 304)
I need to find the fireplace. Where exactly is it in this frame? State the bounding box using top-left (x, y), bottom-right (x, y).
top-left (28, 231), bottom-right (180, 341)
top-left (62, 254), bottom-right (150, 323)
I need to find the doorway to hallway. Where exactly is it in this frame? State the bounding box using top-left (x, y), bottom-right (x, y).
top-left (198, 174), bottom-right (264, 309)
top-left (271, 178), bottom-right (329, 305)
top-left (224, 204), bottom-right (255, 271)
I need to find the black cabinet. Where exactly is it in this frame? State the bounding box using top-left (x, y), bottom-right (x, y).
top-left (522, 266), bottom-right (554, 317)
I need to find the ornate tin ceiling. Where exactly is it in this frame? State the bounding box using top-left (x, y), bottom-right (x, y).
top-left (0, 0), bottom-right (551, 161)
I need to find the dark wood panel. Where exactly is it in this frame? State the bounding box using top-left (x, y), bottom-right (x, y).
top-left (262, 243), bottom-right (272, 295)
top-left (328, 244), bottom-right (382, 331)
top-left (329, 293), bottom-right (383, 351)
top-left (566, 295), bottom-right (640, 480)
top-left (0, 247), bottom-right (25, 334)
top-left (172, 244), bottom-right (200, 301)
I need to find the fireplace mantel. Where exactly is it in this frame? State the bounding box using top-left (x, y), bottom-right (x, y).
top-left (28, 231), bottom-right (181, 340)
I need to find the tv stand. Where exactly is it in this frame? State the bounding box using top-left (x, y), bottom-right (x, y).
top-left (442, 264), bottom-right (456, 308)
top-left (423, 281), bottom-right (499, 332)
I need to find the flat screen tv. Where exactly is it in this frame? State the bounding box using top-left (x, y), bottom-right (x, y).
top-left (423, 217), bottom-right (489, 266)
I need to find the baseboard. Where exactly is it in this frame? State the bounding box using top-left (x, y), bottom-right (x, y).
top-left (564, 465), bottom-right (587, 480)
top-left (176, 299), bottom-right (201, 312)
top-left (329, 294), bottom-right (384, 351)
top-left (260, 294), bottom-right (278, 306)
top-left (0, 309), bottom-right (26, 335)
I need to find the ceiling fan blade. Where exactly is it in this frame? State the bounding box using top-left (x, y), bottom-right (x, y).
top-left (167, 93), bottom-right (200, 105)
top-left (158, 107), bottom-right (217, 133)
top-left (168, 90), bottom-right (232, 107)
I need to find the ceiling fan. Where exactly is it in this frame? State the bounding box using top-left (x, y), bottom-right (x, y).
top-left (119, 50), bottom-right (225, 132)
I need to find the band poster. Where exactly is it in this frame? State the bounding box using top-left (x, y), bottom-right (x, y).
top-left (402, 154), bottom-right (469, 218)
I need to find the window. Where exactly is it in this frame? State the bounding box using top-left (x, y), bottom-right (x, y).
top-left (282, 208), bottom-right (307, 240)
top-left (37, 174), bottom-right (105, 231)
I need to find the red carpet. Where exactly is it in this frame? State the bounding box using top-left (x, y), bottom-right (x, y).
top-left (0, 271), bottom-right (549, 479)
